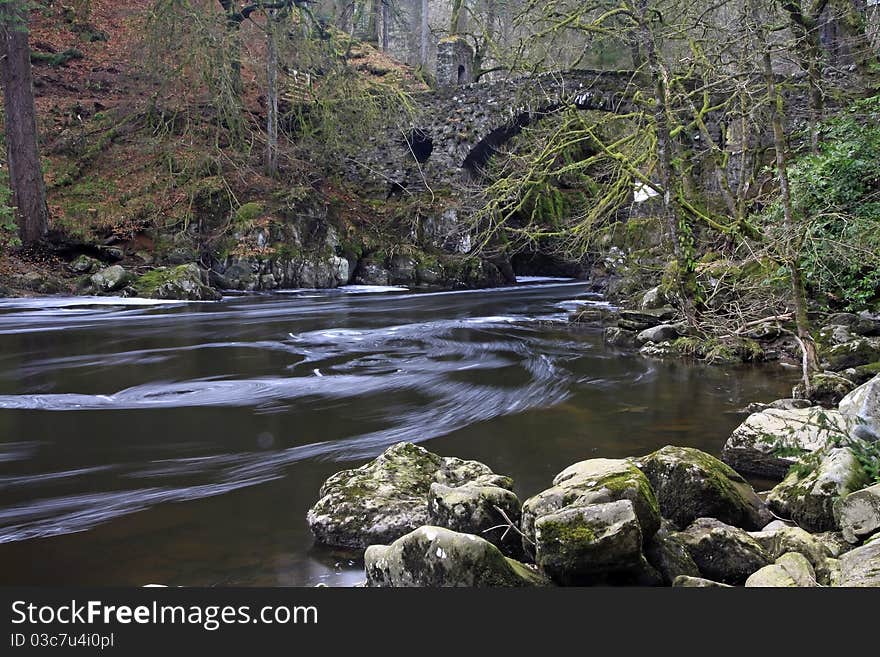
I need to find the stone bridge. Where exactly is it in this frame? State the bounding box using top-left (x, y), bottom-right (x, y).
top-left (351, 69), bottom-right (647, 196)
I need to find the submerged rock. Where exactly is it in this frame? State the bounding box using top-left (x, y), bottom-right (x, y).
top-left (533, 499), bottom-right (656, 585)
top-left (638, 445), bottom-right (769, 530)
top-left (745, 552), bottom-right (817, 587)
top-left (364, 526), bottom-right (548, 587)
top-left (766, 447), bottom-right (870, 532)
top-left (134, 264), bottom-right (221, 301)
top-left (307, 442), bottom-right (510, 549)
top-left (520, 458), bottom-right (660, 557)
top-left (721, 407), bottom-right (857, 479)
top-left (675, 517), bottom-right (770, 584)
top-left (834, 482), bottom-right (880, 544)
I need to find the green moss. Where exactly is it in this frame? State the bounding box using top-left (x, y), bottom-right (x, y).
top-left (234, 202), bottom-right (265, 225)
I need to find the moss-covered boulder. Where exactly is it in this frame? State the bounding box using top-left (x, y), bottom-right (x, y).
top-left (721, 407), bottom-right (857, 479)
top-left (427, 479), bottom-right (523, 558)
top-left (834, 482), bottom-right (880, 544)
top-left (364, 526), bottom-right (549, 587)
top-left (134, 264), bottom-right (221, 301)
top-left (307, 442), bottom-right (512, 549)
top-left (839, 373), bottom-right (880, 442)
top-left (838, 540), bottom-right (880, 586)
top-left (748, 524), bottom-right (836, 585)
top-left (638, 445), bottom-right (770, 530)
top-left (766, 447), bottom-right (871, 532)
top-left (824, 338), bottom-right (880, 371)
top-left (675, 517), bottom-right (770, 584)
top-left (534, 500), bottom-right (658, 585)
top-left (793, 372), bottom-right (857, 407)
top-left (69, 254), bottom-right (102, 274)
top-left (520, 458), bottom-right (661, 557)
top-left (745, 552), bottom-right (817, 587)
top-left (90, 265), bottom-right (131, 293)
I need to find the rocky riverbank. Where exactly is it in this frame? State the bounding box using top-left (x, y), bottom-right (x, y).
top-left (305, 374), bottom-right (880, 587)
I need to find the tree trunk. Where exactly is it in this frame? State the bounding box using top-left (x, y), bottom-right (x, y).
top-left (762, 48), bottom-right (820, 388)
top-left (0, 0), bottom-right (49, 245)
top-left (419, 0), bottom-right (429, 66)
top-left (265, 10), bottom-right (279, 177)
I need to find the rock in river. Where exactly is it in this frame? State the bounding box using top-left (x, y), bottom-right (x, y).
top-left (520, 458), bottom-right (661, 557)
top-left (838, 539), bottom-right (880, 586)
top-left (766, 446), bottom-right (870, 533)
top-left (637, 445), bottom-right (770, 530)
top-left (675, 517), bottom-right (770, 584)
top-left (721, 406), bottom-right (857, 479)
top-left (307, 442), bottom-right (513, 549)
top-left (745, 552), bottom-right (817, 587)
top-left (364, 526), bottom-right (548, 587)
top-left (838, 373), bottom-right (880, 442)
top-left (834, 482), bottom-right (880, 544)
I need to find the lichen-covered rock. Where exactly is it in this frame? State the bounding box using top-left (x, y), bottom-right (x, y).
top-left (838, 373), bottom-right (880, 442)
top-left (638, 445), bottom-right (769, 530)
top-left (745, 552), bottom-right (817, 587)
top-left (520, 458), bottom-right (660, 557)
top-left (748, 525), bottom-right (835, 585)
top-left (672, 575), bottom-right (731, 587)
top-left (90, 265), bottom-right (131, 293)
top-left (307, 442), bottom-right (509, 549)
top-left (824, 338), bottom-right (880, 371)
top-left (134, 264), bottom-right (221, 301)
top-left (838, 540), bottom-right (880, 586)
top-left (364, 526), bottom-right (548, 587)
top-left (721, 407), bottom-right (857, 479)
top-left (675, 518), bottom-right (770, 584)
top-left (834, 482), bottom-right (880, 544)
top-left (427, 478), bottom-right (523, 558)
top-left (644, 522), bottom-right (701, 585)
top-left (766, 447), bottom-right (871, 532)
top-left (534, 500), bottom-right (656, 585)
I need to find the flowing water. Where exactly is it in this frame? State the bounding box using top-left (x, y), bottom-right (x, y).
top-left (0, 280), bottom-right (794, 586)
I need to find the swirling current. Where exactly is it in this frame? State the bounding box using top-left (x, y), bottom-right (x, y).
top-left (0, 280), bottom-right (793, 585)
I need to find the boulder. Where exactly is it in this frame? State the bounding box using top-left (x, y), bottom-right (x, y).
top-left (672, 576), bottom-right (731, 587)
top-left (824, 338), bottom-right (880, 371)
top-left (387, 255), bottom-right (416, 286)
top-left (834, 482), bottom-right (880, 544)
top-left (364, 526), bottom-right (548, 587)
top-left (721, 407), bottom-right (857, 479)
top-left (644, 522), bottom-right (701, 585)
top-left (766, 447), bottom-right (871, 532)
top-left (90, 265), bottom-right (131, 293)
top-left (69, 254), bottom-right (101, 274)
top-left (520, 458), bottom-right (660, 556)
top-left (838, 374), bottom-right (880, 442)
top-left (838, 540), bottom-right (880, 586)
top-left (354, 258), bottom-right (390, 286)
top-left (638, 445), bottom-right (769, 530)
top-left (604, 326), bottom-right (637, 348)
top-left (793, 372), bottom-right (857, 407)
top-left (307, 442), bottom-right (510, 549)
top-left (133, 264), bottom-right (222, 301)
top-left (618, 307), bottom-right (677, 331)
top-left (675, 518), bottom-right (770, 584)
top-left (745, 552), bottom-right (817, 587)
top-left (748, 524), bottom-right (835, 585)
top-left (427, 479), bottom-right (523, 558)
top-left (533, 500), bottom-right (656, 585)
top-left (640, 286), bottom-right (669, 310)
top-left (635, 324), bottom-right (679, 346)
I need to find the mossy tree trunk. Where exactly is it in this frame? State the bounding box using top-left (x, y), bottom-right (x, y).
top-left (0, 0), bottom-right (49, 245)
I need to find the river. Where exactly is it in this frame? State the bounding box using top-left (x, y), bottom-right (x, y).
top-left (0, 279), bottom-right (794, 585)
